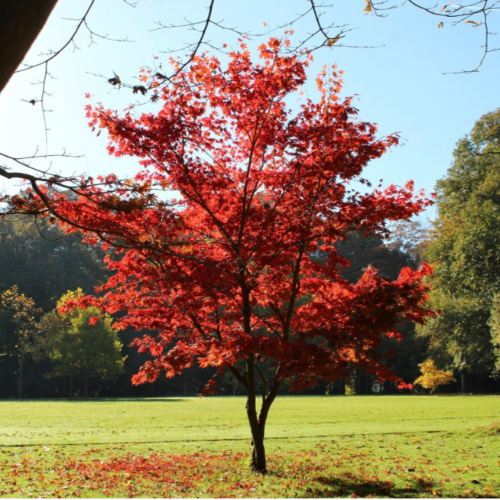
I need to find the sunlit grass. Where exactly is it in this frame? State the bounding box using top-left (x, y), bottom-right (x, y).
top-left (0, 395), bottom-right (499, 497)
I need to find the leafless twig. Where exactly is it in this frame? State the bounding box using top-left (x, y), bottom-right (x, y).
top-left (371, 0), bottom-right (500, 73)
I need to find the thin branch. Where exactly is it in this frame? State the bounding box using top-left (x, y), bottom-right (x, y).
top-left (153, 0), bottom-right (216, 89)
top-left (309, 0), bottom-right (332, 39)
top-left (400, 0), bottom-right (499, 73)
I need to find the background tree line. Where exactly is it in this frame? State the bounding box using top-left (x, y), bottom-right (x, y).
top-left (0, 213), bottom-right (425, 399)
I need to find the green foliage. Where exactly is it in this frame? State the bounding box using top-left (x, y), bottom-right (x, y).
top-left (421, 108), bottom-right (500, 376)
top-left (488, 294), bottom-right (500, 372)
top-left (0, 285), bottom-right (41, 399)
top-left (0, 285), bottom-right (40, 350)
top-left (36, 290), bottom-right (125, 398)
top-left (420, 290), bottom-right (495, 373)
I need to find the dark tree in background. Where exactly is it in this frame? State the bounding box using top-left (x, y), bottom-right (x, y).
top-left (0, 286), bottom-right (40, 400)
top-left (0, 215), bottom-right (107, 310)
top-left (0, 212), bottom-right (215, 399)
top-left (0, 215), bottom-right (108, 398)
top-left (335, 230), bottom-right (429, 394)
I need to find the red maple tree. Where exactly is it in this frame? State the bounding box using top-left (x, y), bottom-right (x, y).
top-left (1, 38), bottom-right (433, 472)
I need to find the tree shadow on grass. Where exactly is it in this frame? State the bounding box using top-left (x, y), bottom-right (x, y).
top-left (97, 398), bottom-right (187, 403)
top-left (54, 397), bottom-right (187, 403)
top-left (303, 472), bottom-right (434, 498)
top-left (7, 397), bottom-right (188, 403)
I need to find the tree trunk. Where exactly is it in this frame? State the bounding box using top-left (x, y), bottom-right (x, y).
top-left (460, 372), bottom-right (466, 393)
top-left (244, 356), bottom-right (268, 473)
top-left (84, 374), bottom-right (89, 400)
top-left (18, 351), bottom-right (25, 402)
top-left (239, 286), bottom-right (281, 473)
top-left (69, 374), bottom-right (74, 400)
top-left (0, 0), bottom-right (60, 95)
top-left (250, 424), bottom-right (267, 473)
top-left (242, 354), bottom-right (281, 473)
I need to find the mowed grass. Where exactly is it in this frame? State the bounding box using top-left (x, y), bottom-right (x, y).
top-left (0, 395), bottom-right (499, 497)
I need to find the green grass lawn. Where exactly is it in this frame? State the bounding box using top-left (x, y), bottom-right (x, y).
top-left (0, 395), bottom-right (499, 497)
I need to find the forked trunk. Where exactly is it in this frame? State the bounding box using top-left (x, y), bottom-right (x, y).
top-left (243, 357), bottom-right (280, 473)
top-left (245, 356), bottom-right (269, 473)
top-left (249, 419), bottom-right (267, 472)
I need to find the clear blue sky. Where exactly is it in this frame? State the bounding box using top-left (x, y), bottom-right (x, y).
top-left (1, 0), bottom-right (499, 221)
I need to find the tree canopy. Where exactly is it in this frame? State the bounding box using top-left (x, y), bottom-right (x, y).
top-left (414, 359), bottom-right (456, 394)
top-left (0, 285), bottom-right (40, 400)
top-left (0, 39), bottom-right (435, 471)
top-left (36, 289), bottom-right (124, 399)
top-left (420, 108), bottom-right (500, 380)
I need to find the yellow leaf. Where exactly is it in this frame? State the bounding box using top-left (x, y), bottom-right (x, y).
top-left (440, 4), bottom-right (449, 11)
top-left (364, 0), bottom-right (373, 13)
top-left (438, 22), bottom-right (444, 29)
top-left (327, 35), bottom-right (341, 46)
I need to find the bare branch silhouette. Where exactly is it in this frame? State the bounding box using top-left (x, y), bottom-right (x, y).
top-left (371, 0), bottom-right (499, 73)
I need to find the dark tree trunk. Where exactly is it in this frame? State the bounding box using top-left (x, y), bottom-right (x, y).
top-left (243, 354), bottom-right (281, 473)
top-left (245, 357), bottom-right (267, 473)
top-left (0, 0), bottom-right (60, 94)
top-left (69, 374), bottom-right (74, 399)
top-left (238, 287), bottom-right (282, 473)
top-left (461, 372), bottom-right (466, 393)
top-left (84, 374), bottom-right (89, 400)
top-left (18, 351), bottom-right (25, 402)
top-left (247, 402), bottom-right (265, 471)
top-left (250, 424), bottom-right (266, 472)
